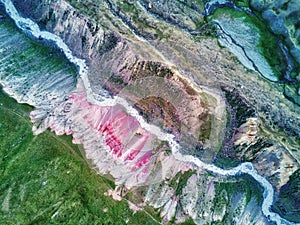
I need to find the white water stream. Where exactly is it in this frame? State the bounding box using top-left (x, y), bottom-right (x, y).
top-left (0, 0), bottom-right (298, 224)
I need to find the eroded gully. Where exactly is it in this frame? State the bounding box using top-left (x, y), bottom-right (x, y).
top-left (0, 0), bottom-right (298, 224)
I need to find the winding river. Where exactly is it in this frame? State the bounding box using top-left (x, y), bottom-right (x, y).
top-left (0, 0), bottom-right (298, 224)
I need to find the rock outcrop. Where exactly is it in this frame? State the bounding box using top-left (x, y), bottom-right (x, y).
top-left (2, 0), bottom-right (300, 224)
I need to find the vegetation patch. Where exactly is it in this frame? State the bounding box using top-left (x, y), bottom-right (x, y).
top-left (168, 170), bottom-right (196, 195)
top-left (0, 74), bottom-right (159, 225)
top-left (208, 7), bottom-right (287, 80)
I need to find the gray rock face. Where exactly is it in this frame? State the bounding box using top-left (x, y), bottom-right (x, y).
top-left (11, 0), bottom-right (300, 170)
top-left (215, 17), bottom-right (278, 81)
top-left (3, 0), bottom-right (300, 224)
top-left (138, 0), bottom-right (205, 31)
top-left (0, 8), bottom-right (271, 224)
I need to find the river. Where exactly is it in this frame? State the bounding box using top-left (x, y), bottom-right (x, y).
top-left (0, 0), bottom-right (298, 224)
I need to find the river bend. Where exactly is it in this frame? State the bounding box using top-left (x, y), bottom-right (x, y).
top-left (0, 0), bottom-right (298, 224)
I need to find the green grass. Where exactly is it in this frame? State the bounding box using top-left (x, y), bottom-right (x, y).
top-left (213, 155), bottom-right (241, 169)
top-left (215, 175), bottom-right (263, 206)
top-left (0, 15), bottom-right (159, 224)
top-left (168, 170), bottom-right (196, 195)
top-left (0, 89), bottom-right (160, 225)
top-left (233, 0), bottom-right (250, 8)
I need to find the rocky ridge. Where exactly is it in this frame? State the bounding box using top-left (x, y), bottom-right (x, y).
top-left (3, 0), bottom-right (300, 224)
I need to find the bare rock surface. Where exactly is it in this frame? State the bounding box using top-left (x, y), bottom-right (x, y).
top-left (1, 0), bottom-right (300, 224)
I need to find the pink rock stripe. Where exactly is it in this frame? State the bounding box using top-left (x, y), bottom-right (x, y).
top-left (69, 91), bottom-right (153, 162)
top-left (30, 80), bottom-right (194, 190)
